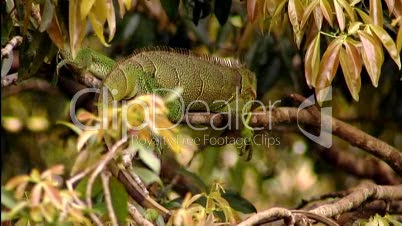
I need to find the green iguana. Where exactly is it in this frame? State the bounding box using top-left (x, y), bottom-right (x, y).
top-left (60, 47), bottom-right (257, 216)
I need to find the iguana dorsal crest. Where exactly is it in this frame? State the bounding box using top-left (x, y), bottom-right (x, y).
top-left (123, 46), bottom-right (245, 69)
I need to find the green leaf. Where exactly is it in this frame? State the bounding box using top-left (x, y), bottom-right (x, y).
top-left (76, 177), bottom-right (103, 198)
top-left (221, 190), bottom-right (256, 214)
top-left (214, 0), bottom-right (232, 26)
top-left (176, 167), bottom-right (208, 193)
top-left (358, 30), bottom-right (384, 87)
top-left (369, 24), bottom-right (401, 69)
top-left (139, 148), bottom-right (161, 174)
top-left (1, 189), bottom-right (17, 209)
top-left (131, 167), bottom-right (163, 186)
top-left (110, 177), bottom-right (128, 224)
top-left (161, 0), bottom-right (180, 21)
top-left (39, 0), bottom-right (54, 32)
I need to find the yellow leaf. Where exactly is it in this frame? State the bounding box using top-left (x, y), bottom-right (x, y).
top-left (397, 26), bottom-right (402, 53)
top-left (106, 0), bottom-right (116, 42)
top-left (313, 6), bottom-right (323, 30)
top-left (336, 0), bottom-right (356, 21)
top-left (356, 8), bottom-right (373, 24)
top-left (370, 0), bottom-right (383, 26)
top-left (288, 0), bottom-right (304, 48)
top-left (369, 24), bottom-right (401, 69)
top-left (300, 0), bottom-right (319, 31)
top-left (80, 0), bottom-right (96, 20)
top-left (320, 0), bottom-right (333, 27)
top-left (334, 0), bottom-right (345, 31)
top-left (88, 0), bottom-right (110, 46)
top-left (69, 0), bottom-right (87, 58)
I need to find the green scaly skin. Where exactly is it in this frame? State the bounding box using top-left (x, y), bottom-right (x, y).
top-left (60, 47), bottom-right (257, 214)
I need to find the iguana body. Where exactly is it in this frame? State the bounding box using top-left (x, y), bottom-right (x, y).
top-left (63, 47), bottom-right (256, 121)
top-left (61, 47), bottom-right (257, 216)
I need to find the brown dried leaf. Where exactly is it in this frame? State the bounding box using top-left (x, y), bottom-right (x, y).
top-left (358, 30), bottom-right (384, 87)
top-left (313, 6), bottom-right (323, 30)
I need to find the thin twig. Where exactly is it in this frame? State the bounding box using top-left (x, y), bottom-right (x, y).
top-left (1, 36), bottom-right (23, 58)
top-left (128, 203), bottom-right (154, 226)
top-left (1, 73), bottom-right (18, 87)
top-left (101, 171), bottom-right (119, 226)
top-left (85, 138), bottom-right (127, 219)
top-left (237, 207), bottom-right (295, 226)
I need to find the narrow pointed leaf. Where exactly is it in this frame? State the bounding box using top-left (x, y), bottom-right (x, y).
top-left (337, 0), bottom-right (356, 21)
top-left (161, 0), bottom-right (180, 21)
top-left (315, 38), bottom-right (342, 103)
top-left (355, 8), bottom-right (373, 24)
top-left (288, 0), bottom-right (304, 48)
top-left (358, 30), bottom-right (384, 87)
top-left (39, 0), bottom-right (54, 32)
top-left (247, 0), bottom-right (257, 22)
top-left (80, 0), bottom-right (96, 19)
top-left (384, 0), bottom-right (395, 14)
top-left (313, 6), bottom-right (323, 29)
top-left (301, 0), bottom-right (319, 30)
top-left (397, 26), bottom-right (402, 53)
top-left (348, 22), bottom-right (362, 35)
top-left (370, 24), bottom-right (401, 69)
top-left (110, 177), bottom-right (128, 224)
top-left (304, 33), bottom-right (321, 87)
top-left (106, 0), bottom-right (116, 41)
top-left (320, 0), bottom-right (333, 27)
top-left (370, 0), bottom-right (383, 25)
top-left (69, 0), bottom-right (87, 58)
top-left (88, 0), bottom-right (110, 46)
top-left (340, 45), bottom-right (361, 101)
top-left (318, 38), bottom-right (342, 81)
top-left (214, 0), bottom-right (232, 25)
top-left (334, 0), bottom-right (345, 31)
